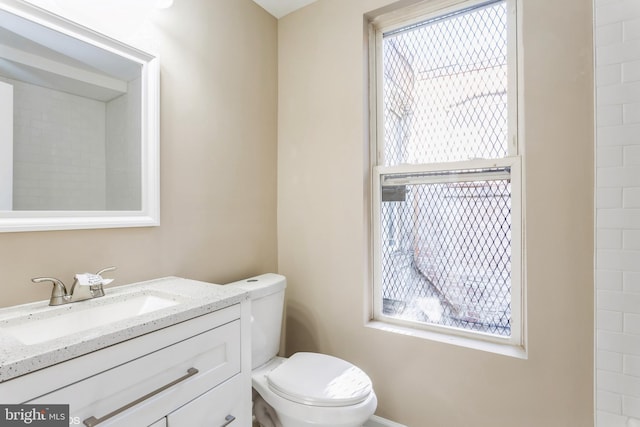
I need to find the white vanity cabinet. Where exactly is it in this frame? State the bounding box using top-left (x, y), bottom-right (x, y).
top-left (2, 302), bottom-right (251, 427)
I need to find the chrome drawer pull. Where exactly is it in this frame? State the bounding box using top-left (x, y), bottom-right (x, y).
top-left (221, 414), bottom-right (236, 426)
top-left (83, 367), bottom-right (199, 426)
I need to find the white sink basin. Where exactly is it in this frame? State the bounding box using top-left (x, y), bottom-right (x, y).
top-left (3, 294), bottom-right (179, 345)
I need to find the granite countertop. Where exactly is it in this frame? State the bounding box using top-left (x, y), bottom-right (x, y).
top-left (0, 277), bottom-right (248, 382)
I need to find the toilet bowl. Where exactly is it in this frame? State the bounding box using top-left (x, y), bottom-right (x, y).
top-left (228, 274), bottom-right (377, 427)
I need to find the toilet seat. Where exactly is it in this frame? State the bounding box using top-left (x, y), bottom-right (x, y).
top-left (266, 352), bottom-right (373, 407)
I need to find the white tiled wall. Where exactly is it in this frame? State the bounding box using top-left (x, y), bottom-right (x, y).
top-left (105, 77), bottom-right (141, 210)
top-left (2, 76), bottom-right (139, 211)
top-left (0, 81), bottom-right (13, 210)
top-left (596, 0), bottom-right (640, 426)
top-left (7, 77), bottom-right (107, 211)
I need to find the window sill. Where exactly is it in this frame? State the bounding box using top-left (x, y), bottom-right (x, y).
top-left (366, 320), bottom-right (528, 359)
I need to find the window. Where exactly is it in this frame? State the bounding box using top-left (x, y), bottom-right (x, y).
top-left (370, 0), bottom-right (522, 346)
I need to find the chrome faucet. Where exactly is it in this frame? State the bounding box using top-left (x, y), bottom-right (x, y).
top-left (32, 267), bottom-right (116, 306)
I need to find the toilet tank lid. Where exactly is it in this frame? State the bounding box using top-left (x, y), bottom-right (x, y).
top-left (225, 273), bottom-right (286, 299)
top-left (266, 352), bottom-right (373, 407)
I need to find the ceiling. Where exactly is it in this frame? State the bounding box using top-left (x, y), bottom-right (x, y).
top-left (251, 0), bottom-right (318, 19)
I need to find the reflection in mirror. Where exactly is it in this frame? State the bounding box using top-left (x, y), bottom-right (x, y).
top-left (0, 0), bottom-right (159, 231)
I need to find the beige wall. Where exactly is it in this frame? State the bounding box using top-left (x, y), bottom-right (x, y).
top-left (0, 0), bottom-right (278, 308)
top-left (277, 0), bottom-right (594, 426)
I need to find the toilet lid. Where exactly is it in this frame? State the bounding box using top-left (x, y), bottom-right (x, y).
top-left (266, 352), bottom-right (372, 407)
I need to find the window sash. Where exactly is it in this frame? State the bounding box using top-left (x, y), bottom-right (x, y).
top-left (372, 158), bottom-right (522, 346)
top-left (372, 0), bottom-right (519, 167)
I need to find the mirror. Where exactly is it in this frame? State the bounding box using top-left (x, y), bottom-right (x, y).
top-left (0, 0), bottom-right (159, 232)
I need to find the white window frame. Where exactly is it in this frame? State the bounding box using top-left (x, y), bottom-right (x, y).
top-left (368, 0), bottom-right (524, 350)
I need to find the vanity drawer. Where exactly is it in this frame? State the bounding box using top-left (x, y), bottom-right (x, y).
top-left (28, 319), bottom-right (241, 427)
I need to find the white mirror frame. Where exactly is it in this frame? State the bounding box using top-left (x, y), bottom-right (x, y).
top-left (0, 0), bottom-right (160, 232)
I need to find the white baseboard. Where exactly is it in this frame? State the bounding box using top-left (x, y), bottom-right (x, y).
top-left (364, 415), bottom-right (408, 427)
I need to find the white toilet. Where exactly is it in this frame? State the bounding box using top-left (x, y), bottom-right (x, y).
top-left (228, 273), bottom-right (377, 427)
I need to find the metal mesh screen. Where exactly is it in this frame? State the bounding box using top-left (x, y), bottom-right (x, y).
top-left (382, 0), bottom-right (509, 166)
top-left (380, 173), bottom-right (512, 336)
top-left (376, 0), bottom-right (513, 337)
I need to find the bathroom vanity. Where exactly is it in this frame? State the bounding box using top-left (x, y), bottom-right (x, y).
top-left (0, 277), bottom-right (252, 426)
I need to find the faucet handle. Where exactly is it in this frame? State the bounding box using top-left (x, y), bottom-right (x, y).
top-left (91, 267), bottom-right (116, 298)
top-left (96, 266), bottom-right (116, 276)
top-left (32, 277), bottom-right (68, 306)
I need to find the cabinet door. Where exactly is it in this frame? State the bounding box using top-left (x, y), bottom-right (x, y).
top-left (167, 375), bottom-right (247, 427)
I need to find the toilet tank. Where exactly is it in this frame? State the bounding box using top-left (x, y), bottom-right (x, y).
top-left (226, 273), bottom-right (286, 369)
